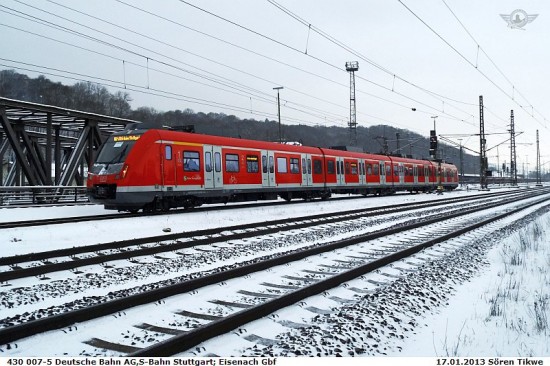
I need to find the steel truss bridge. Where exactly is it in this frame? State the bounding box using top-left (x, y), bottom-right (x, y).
top-left (0, 97), bottom-right (139, 203)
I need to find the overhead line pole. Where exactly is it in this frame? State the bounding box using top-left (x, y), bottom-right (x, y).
top-left (479, 96), bottom-right (488, 190)
top-left (510, 110), bottom-right (517, 186)
top-left (536, 129), bottom-right (542, 186)
top-left (273, 87), bottom-right (283, 143)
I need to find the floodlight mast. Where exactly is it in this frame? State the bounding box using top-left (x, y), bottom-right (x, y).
top-left (345, 61), bottom-right (359, 146)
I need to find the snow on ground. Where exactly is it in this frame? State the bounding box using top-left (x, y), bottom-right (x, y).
top-left (392, 213), bottom-right (550, 356)
top-left (0, 188), bottom-right (493, 257)
top-left (1, 185), bottom-right (549, 357)
top-left (174, 197), bottom-right (550, 357)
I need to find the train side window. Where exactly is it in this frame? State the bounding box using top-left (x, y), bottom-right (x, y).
top-left (379, 164), bottom-right (385, 176)
top-left (351, 163), bottom-right (358, 175)
top-left (307, 159), bottom-right (312, 174)
top-left (373, 164), bottom-right (379, 175)
top-left (340, 161), bottom-right (344, 175)
top-left (386, 165), bottom-right (392, 176)
top-left (262, 155), bottom-right (267, 173)
top-left (183, 151), bottom-right (200, 171)
top-left (313, 159), bottom-right (322, 174)
top-left (225, 153), bottom-right (239, 172)
top-left (290, 158), bottom-right (300, 173)
top-left (366, 163), bottom-right (372, 176)
top-left (327, 160), bottom-right (335, 174)
top-left (269, 156), bottom-right (274, 173)
top-left (165, 145), bottom-right (172, 160)
top-left (215, 152), bottom-right (221, 172)
top-left (277, 157), bottom-right (288, 173)
top-left (302, 158), bottom-right (307, 174)
top-left (205, 152), bottom-right (212, 172)
top-left (336, 161), bottom-right (340, 175)
top-left (246, 155), bottom-right (259, 173)
top-left (345, 162), bottom-right (351, 175)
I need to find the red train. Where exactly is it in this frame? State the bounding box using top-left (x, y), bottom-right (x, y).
top-left (87, 127), bottom-right (459, 212)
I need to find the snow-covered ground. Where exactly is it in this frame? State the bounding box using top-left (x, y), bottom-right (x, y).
top-left (1, 186), bottom-right (549, 357)
top-left (1, 189), bottom-right (494, 257)
top-left (395, 214), bottom-right (550, 356)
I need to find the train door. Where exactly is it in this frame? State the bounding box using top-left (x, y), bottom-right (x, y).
top-left (358, 159), bottom-right (365, 185)
top-left (301, 154), bottom-right (313, 187)
top-left (261, 150), bottom-right (276, 187)
top-left (203, 145), bottom-right (222, 189)
top-left (379, 161), bottom-right (386, 185)
top-left (162, 144), bottom-right (176, 188)
top-left (336, 157), bottom-right (345, 185)
top-left (398, 163), bottom-right (404, 185)
top-left (426, 165), bottom-right (430, 184)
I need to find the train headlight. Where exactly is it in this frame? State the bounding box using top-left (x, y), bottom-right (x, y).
top-left (121, 164), bottom-right (129, 179)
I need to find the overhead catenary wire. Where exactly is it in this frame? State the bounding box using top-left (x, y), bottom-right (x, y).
top-left (440, 0), bottom-right (547, 126)
top-left (1, 3), bottom-right (275, 101)
top-left (398, 0), bottom-right (547, 129)
top-left (3, 0), bottom-right (519, 148)
top-left (0, 4), bottom-right (353, 125)
top-left (4, 1), bottom-right (411, 128)
top-left (14, 0), bottom-right (468, 130)
top-left (266, 0), bottom-right (527, 132)
top-left (441, 1), bottom-right (530, 104)
top-left (265, 0), bottom-right (479, 114)
top-left (113, 0), bottom-right (468, 124)
top-left (175, 0), bottom-right (476, 125)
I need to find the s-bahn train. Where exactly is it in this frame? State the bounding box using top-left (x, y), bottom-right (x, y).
top-left (87, 127), bottom-right (459, 212)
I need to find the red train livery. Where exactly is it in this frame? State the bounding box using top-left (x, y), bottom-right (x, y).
top-left (87, 127), bottom-right (459, 212)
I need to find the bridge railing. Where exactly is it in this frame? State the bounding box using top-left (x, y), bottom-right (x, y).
top-left (0, 186), bottom-right (89, 207)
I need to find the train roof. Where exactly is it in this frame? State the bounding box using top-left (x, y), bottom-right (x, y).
top-left (114, 128), bottom-right (454, 167)
top-left (150, 129), bottom-right (323, 154)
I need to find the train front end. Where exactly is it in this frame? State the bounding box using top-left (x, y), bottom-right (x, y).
top-left (87, 131), bottom-right (144, 211)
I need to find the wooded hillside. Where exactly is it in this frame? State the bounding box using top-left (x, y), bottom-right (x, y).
top-left (0, 69), bottom-right (476, 170)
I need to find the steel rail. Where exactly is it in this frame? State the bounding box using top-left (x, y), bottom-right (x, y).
top-left (131, 193), bottom-right (550, 356)
top-left (0, 189), bottom-right (525, 229)
top-left (0, 190), bottom-right (532, 281)
top-left (0, 189), bottom-right (548, 346)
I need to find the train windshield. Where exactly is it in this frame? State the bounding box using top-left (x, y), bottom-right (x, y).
top-left (95, 134), bottom-right (141, 165)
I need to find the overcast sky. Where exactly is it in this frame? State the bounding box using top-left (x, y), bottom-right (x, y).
top-left (1, 0), bottom-right (549, 171)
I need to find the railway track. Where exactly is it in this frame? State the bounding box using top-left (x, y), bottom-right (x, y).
top-left (0, 200), bottom-right (284, 229)
top-left (0, 189), bottom-right (533, 282)
top-left (0, 189), bottom-right (528, 229)
top-left (0, 194), bottom-right (357, 229)
top-left (1, 188), bottom-right (549, 355)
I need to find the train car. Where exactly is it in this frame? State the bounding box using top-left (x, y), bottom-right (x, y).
top-left (87, 127), bottom-right (459, 212)
top-left (424, 160), bottom-right (459, 191)
top-left (317, 148), bottom-right (393, 196)
top-left (88, 128), bottom-right (328, 212)
top-left (439, 161), bottom-right (459, 189)
top-left (386, 156), bottom-right (436, 193)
